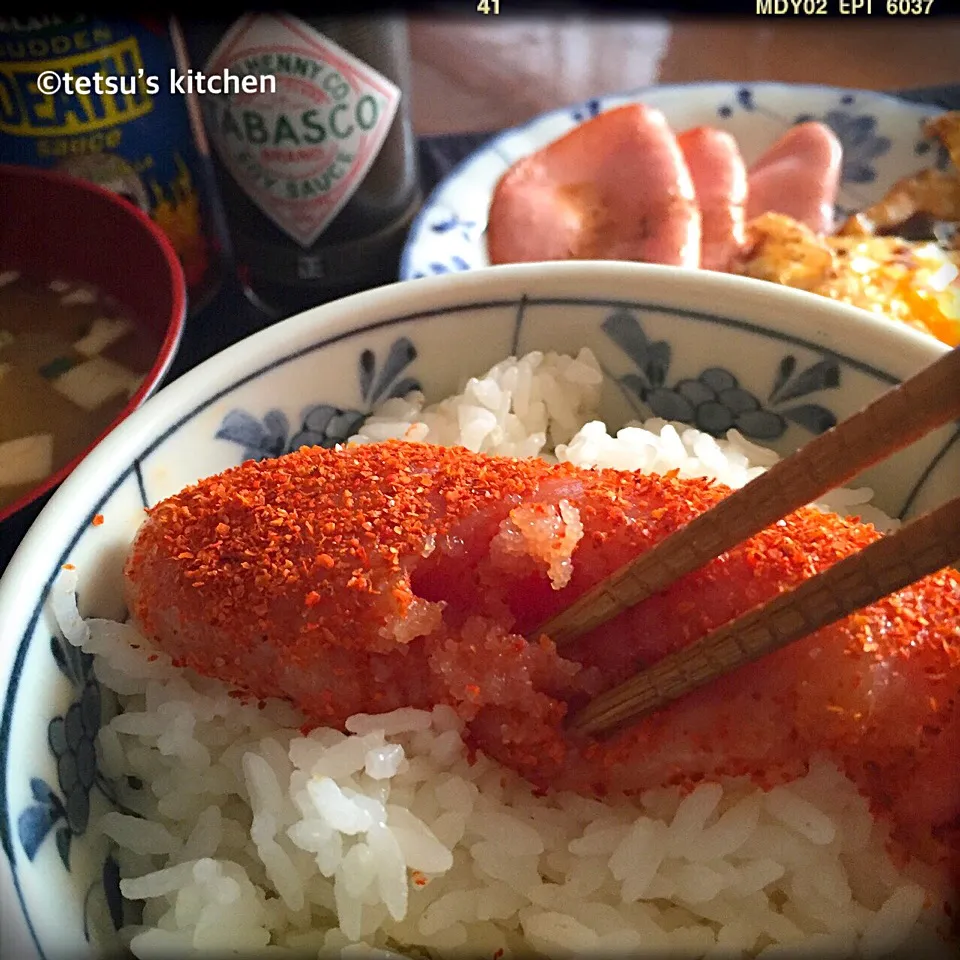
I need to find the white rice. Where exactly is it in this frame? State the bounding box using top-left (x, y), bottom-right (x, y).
top-left (55, 349), bottom-right (952, 958)
top-left (349, 348), bottom-right (896, 532)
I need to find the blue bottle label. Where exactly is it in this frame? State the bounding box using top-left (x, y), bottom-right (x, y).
top-left (0, 14), bottom-right (219, 294)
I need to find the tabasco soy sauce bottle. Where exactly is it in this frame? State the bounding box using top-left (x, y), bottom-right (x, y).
top-left (182, 13), bottom-right (420, 318)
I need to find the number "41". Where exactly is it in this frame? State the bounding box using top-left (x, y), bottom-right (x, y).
top-left (477, 0), bottom-right (501, 13)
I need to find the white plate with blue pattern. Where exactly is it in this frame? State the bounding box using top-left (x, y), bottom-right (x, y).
top-left (399, 82), bottom-right (949, 281)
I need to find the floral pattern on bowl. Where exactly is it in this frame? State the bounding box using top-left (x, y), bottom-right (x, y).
top-left (15, 625), bottom-right (132, 946)
top-left (0, 264), bottom-right (956, 960)
top-left (216, 338), bottom-right (421, 461)
top-left (602, 310), bottom-right (840, 440)
top-left (400, 82), bottom-right (945, 280)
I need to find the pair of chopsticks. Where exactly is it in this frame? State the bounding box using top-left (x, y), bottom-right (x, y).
top-left (530, 346), bottom-right (960, 737)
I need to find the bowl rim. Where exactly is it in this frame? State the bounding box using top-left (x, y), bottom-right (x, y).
top-left (0, 260), bottom-right (951, 959)
top-left (0, 164), bottom-right (188, 525)
top-left (399, 79), bottom-right (944, 281)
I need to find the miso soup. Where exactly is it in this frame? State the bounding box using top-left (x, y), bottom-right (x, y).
top-left (0, 270), bottom-right (160, 511)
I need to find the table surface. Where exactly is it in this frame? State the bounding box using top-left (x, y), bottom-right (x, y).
top-left (408, 17), bottom-right (960, 135)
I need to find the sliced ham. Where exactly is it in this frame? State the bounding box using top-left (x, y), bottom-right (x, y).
top-left (746, 122), bottom-right (843, 235)
top-left (677, 127), bottom-right (748, 271)
top-left (487, 104), bottom-right (701, 268)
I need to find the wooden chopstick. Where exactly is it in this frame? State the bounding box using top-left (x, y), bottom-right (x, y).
top-left (569, 492), bottom-right (960, 737)
top-left (532, 346), bottom-right (960, 646)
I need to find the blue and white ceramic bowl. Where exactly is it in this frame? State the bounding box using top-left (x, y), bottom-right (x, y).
top-left (400, 82), bottom-right (949, 281)
top-left (0, 262), bottom-right (955, 959)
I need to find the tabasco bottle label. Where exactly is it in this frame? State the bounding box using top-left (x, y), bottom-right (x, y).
top-left (202, 13), bottom-right (401, 249)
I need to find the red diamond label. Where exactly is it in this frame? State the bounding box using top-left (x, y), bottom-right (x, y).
top-left (203, 14), bottom-right (401, 248)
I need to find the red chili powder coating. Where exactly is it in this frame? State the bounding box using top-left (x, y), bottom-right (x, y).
top-left (123, 440), bottom-right (960, 880)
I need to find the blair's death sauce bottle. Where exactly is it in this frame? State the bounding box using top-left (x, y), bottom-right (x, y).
top-left (0, 14), bottom-right (226, 313)
top-left (183, 14), bottom-right (420, 318)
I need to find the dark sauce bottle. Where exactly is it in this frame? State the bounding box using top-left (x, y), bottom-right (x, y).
top-left (181, 14), bottom-right (420, 320)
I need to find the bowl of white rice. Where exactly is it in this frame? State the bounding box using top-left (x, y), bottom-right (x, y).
top-left (0, 261), bottom-right (956, 960)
